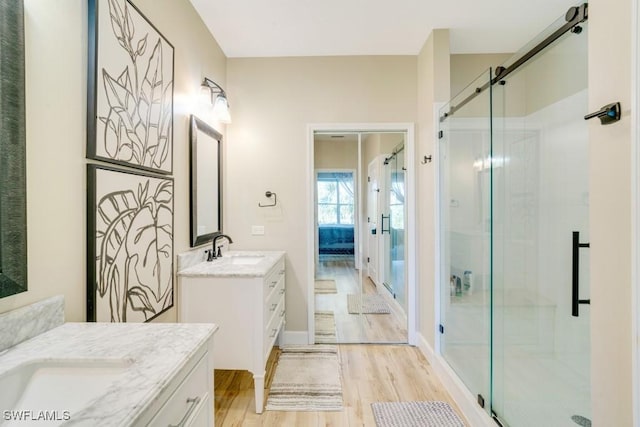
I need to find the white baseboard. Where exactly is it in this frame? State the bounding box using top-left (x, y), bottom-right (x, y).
top-left (417, 333), bottom-right (494, 427)
top-left (280, 330), bottom-right (309, 346)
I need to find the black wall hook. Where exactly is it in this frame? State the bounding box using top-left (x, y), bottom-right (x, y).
top-left (258, 191), bottom-right (277, 207)
top-left (421, 155), bottom-right (432, 164)
top-left (584, 102), bottom-right (621, 125)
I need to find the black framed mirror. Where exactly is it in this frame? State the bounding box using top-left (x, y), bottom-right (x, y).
top-left (0, 0), bottom-right (28, 298)
top-left (189, 115), bottom-right (222, 247)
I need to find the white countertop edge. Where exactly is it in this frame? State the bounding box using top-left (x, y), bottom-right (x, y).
top-left (126, 323), bottom-right (219, 424)
top-left (177, 250), bottom-right (286, 278)
top-left (0, 322), bottom-right (219, 427)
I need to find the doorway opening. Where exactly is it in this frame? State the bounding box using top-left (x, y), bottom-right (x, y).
top-left (307, 124), bottom-right (416, 345)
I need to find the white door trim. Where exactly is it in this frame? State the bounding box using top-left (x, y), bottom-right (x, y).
top-left (433, 102), bottom-right (446, 354)
top-left (366, 157), bottom-right (379, 283)
top-left (306, 123), bottom-right (417, 345)
top-left (358, 133), bottom-right (363, 271)
top-left (631, 0), bottom-right (639, 423)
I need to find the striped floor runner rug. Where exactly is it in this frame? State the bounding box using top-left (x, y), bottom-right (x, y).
top-left (314, 311), bottom-right (337, 343)
top-left (266, 345), bottom-right (343, 411)
top-left (314, 279), bottom-right (338, 294)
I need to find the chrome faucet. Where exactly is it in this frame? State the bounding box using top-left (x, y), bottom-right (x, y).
top-left (208, 234), bottom-right (233, 261)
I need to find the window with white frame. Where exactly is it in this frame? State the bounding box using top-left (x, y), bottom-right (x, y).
top-left (317, 172), bottom-right (354, 225)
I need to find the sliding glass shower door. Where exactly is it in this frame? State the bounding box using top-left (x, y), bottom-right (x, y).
top-left (382, 144), bottom-right (407, 313)
top-left (439, 7), bottom-right (590, 426)
top-left (491, 15), bottom-right (590, 426)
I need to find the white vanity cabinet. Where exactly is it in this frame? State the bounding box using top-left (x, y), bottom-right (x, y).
top-left (145, 340), bottom-right (214, 427)
top-left (178, 251), bottom-right (286, 414)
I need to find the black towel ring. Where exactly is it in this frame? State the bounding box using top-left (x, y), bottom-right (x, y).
top-left (258, 191), bottom-right (277, 207)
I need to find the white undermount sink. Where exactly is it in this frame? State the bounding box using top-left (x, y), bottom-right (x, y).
top-left (229, 255), bottom-right (265, 265)
top-left (0, 359), bottom-right (131, 425)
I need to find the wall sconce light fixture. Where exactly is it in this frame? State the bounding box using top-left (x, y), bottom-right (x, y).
top-left (201, 77), bottom-right (231, 123)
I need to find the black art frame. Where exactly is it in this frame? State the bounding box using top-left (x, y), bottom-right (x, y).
top-left (0, 0), bottom-right (27, 298)
top-left (88, 0), bottom-right (174, 174)
top-left (87, 164), bottom-right (174, 322)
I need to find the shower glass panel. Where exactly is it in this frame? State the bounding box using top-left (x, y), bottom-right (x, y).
top-left (491, 15), bottom-right (590, 426)
top-left (439, 69), bottom-right (493, 415)
top-left (439, 5), bottom-right (590, 426)
top-left (382, 145), bottom-right (407, 312)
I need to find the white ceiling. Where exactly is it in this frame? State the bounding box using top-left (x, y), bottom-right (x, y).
top-left (189, 0), bottom-right (581, 58)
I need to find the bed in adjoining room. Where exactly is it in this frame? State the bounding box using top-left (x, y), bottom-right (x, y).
top-left (318, 224), bottom-right (354, 261)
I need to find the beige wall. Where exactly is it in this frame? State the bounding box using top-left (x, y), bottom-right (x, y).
top-left (362, 133), bottom-right (404, 171)
top-left (450, 53), bottom-right (511, 100)
top-left (416, 29), bottom-right (450, 346)
top-left (0, 0), bottom-right (227, 322)
top-left (520, 32), bottom-right (587, 115)
top-left (588, 0), bottom-right (633, 424)
top-left (314, 138), bottom-right (358, 170)
top-left (450, 38), bottom-right (586, 119)
top-left (226, 56), bottom-right (417, 332)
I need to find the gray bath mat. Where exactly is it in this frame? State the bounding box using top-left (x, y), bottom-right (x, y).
top-left (347, 293), bottom-right (391, 314)
top-left (371, 401), bottom-right (465, 427)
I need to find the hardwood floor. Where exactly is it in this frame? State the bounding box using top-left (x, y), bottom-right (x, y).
top-left (315, 259), bottom-right (407, 343)
top-left (213, 260), bottom-right (455, 425)
top-left (214, 344), bottom-right (467, 426)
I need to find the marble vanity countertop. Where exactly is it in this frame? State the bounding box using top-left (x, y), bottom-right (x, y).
top-left (178, 250), bottom-right (286, 278)
top-left (0, 322), bottom-right (217, 426)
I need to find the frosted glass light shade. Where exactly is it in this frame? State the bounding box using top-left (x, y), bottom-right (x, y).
top-left (212, 94), bottom-right (231, 123)
top-left (199, 86), bottom-right (213, 107)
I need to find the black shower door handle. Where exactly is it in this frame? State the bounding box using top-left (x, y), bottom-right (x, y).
top-left (381, 214), bottom-right (390, 234)
top-left (572, 231), bottom-right (590, 317)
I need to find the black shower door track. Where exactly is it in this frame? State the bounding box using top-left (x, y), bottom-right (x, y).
top-left (440, 3), bottom-right (588, 121)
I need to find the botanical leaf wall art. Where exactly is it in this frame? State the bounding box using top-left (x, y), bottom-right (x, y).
top-left (88, 0), bottom-right (174, 174)
top-left (87, 165), bottom-right (174, 322)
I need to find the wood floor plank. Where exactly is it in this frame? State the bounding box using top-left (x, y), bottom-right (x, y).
top-left (214, 344), bottom-right (467, 426)
top-left (315, 259), bottom-right (407, 343)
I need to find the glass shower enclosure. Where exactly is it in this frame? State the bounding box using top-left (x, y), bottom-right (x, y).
top-left (382, 144), bottom-right (407, 313)
top-left (439, 5), bottom-right (590, 426)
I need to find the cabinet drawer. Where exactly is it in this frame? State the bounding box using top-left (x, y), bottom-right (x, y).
top-left (183, 394), bottom-right (210, 427)
top-left (148, 353), bottom-right (209, 426)
top-left (264, 318), bottom-right (284, 360)
top-left (263, 298), bottom-right (285, 357)
top-left (263, 259), bottom-right (285, 296)
top-left (264, 277), bottom-right (285, 325)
